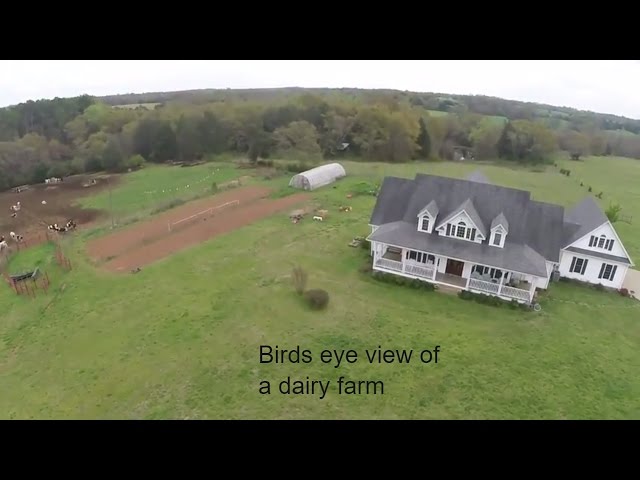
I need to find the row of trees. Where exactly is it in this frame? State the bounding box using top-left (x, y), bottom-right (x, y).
top-left (1, 91), bottom-right (640, 191)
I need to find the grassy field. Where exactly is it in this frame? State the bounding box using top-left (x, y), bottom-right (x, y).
top-left (79, 163), bottom-right (239, 223)
top-left (426, 110), bottom-right (508, 126)
top-left (1, 157), bottom-right (639, 419)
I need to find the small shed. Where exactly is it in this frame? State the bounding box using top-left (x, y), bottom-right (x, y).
top-left (289, 163), bottom-right (346, 191)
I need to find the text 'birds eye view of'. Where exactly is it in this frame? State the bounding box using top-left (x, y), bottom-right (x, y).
top-left (1, 60), bottom-right (639, 421)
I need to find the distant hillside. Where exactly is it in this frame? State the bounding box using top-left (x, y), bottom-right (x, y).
top-left (98, 87), bottom-right (640, 134)
top-left (2, 87), bottom-right (640, 192)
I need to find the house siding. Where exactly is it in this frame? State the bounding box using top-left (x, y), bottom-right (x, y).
top-left (558, 250), bottom-right (627, 289)
top-left (568, 222), bottom-right (628, 259)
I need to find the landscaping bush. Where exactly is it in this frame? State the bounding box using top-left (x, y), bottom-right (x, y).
top-left (605, 202), bottom-right (622, 223)
top-left (370, 271), bottom-right (436, 291)
top-left (349, 181), bottom-right (379, 197)
top-left (458, 290), bottom-right (529, 310)
top-left (292, 266), bottom-right (308, 295)
top-left (619, 288), bottom-right (630, 297)
top-left (593, 283), bottom-right (605, 292)
top-left (304, 289), bottom-right (330, 310)
top-left (284, 162), bottom-right (312, 173)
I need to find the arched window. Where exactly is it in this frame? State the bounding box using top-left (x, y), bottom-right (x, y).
top-left (456, 221), bottom-right (466, 238)
top-left (590, 234), bottom-right (614, 251)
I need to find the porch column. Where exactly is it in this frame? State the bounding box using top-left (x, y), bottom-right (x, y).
top-left (401, 249), bottom-right (406, 272)
top-left (465, 265), bottom-right (471, 288)
top-left (432, 257), bottom-right (437, 280)
top-left (529, 281), bottom-right (536, 303)
top-left (498, 272), bottom-right (506, 295)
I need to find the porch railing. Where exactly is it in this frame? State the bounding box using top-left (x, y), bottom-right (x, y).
top-left (468, 278), bottom-right (500, 294)
top-left (375, 258), bottom-right (403, 272)
top-left (500, 285), bottom-right (531, 302)
top-left (405, 263), bottom-right (435, 279)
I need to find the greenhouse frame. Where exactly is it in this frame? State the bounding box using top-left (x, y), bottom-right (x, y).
top-left (288, 163), bottom-right (347, 191)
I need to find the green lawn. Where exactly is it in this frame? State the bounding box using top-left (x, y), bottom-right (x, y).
top-left (78, 163), bottom-right (239, 224)
top-left (1, 158), bottom-right (639, 419)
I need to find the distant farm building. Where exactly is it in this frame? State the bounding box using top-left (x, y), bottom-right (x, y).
top-left (289, 163), bottom-right (347, 191)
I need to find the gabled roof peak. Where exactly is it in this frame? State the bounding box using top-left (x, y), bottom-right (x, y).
top-left (417, 199), bottom-right (439, 218)
top-left (491, 212), bottom-right (509, 233)
top-left (436, 197), bottom-right (486, 237)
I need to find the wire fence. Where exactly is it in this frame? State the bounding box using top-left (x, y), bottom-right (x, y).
top-left (167, 200), bottom-right (240, 233)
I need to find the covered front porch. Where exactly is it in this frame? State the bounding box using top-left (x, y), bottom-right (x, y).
top-left (373, 243), bottom-right (537, 303)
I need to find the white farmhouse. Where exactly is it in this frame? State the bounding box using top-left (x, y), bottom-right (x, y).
top-left (367, 171), bottom-right (634, 304)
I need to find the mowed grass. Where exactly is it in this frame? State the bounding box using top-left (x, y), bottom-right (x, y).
top-left (79, 163), bottom-right (239, 220)
top-left (1, 159), bottom-right (639, 419)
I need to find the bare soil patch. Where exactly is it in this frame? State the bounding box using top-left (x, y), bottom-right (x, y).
top-left (86, 186), bottom-right (309, 272)
top-left (0, 174), bottom-right (119, 243)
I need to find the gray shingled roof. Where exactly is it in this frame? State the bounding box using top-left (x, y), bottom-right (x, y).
top-left (564, 246), bottom-right (631, 265)
top-left (417, 199), bottom-right (439, 218)
top-left (435, 198), bottom-right (487, 237)
top-left (466, 170), bottom-right (490, 184)
top-left (491, 212), bottom-right (509, 233)
top-left (368, 221), bottom-right (549, 277)
top-left (369, 173), bottom-right (567, 265)
top-left (563, 196), bottom-right (608, 246)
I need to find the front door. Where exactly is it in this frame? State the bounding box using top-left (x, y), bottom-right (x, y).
top-left (445, 259), bottom-right (464, 277)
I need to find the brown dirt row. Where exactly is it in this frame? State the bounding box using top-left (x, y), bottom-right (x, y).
top-left (86, 186), bottom-right (272, 261)
top-left (98, 192), bottom-right (309, 272)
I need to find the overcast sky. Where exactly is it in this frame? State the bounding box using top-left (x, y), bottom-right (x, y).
top-left (2, 60), bottom-right (640, 118)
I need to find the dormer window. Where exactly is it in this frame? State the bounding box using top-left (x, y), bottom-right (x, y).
top-left (489, 212), bottom-right (508, 248)
top-left (435, 198), bottom-right (485, 243)
top-left (489, 227), bottom-right (506, 248)
top-left (417, 200), bottom-right (438, 234)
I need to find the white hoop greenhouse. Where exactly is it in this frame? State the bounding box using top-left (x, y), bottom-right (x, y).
top-left (288, 163), bottom-right (347, 191)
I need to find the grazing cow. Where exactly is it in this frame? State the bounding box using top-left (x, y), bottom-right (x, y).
top-left (48, 220), bottom-right (76, 233)
top-left (0, 236), bottom-right (7, 252)
top-left (9, 231), bottom-right (23, 243)
top-left (313, 216), bottom-right (323, 221)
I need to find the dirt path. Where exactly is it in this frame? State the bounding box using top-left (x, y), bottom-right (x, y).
top-left (87, 188), bottom-right (309, 272)
top-left (86, 186), bottom-right (271, 261)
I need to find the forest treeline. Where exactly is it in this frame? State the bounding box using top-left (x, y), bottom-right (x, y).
top-left (1, 88), bottom-right (640, 190)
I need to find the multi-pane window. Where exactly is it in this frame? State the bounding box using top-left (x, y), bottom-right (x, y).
top-left (598, 263), bottom-right (618, 281)
top-left (421, 217), bottom-right (429, 231)
top-left (406, 250), bottom-right (435, 264)
top-left (569, 256), bottom-right (588, 275)
top-left (445, 221), bottom-right (476, 241)
top-left (493, 233), bottom-right (502, 246)
top-left (589, 235), bottom-right (614, 251)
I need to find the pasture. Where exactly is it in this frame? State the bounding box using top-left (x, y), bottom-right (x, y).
top-left (1, 156), bottom-right (639, 419)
